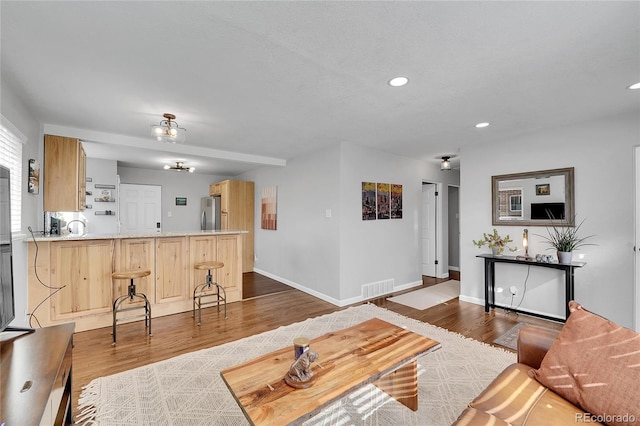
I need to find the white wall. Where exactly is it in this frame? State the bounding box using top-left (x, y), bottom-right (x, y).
top-left (242, 145), bottom-right (342, 301)
top-left (461, 111), bottom-right (638, 328)
top-left (117, 167), bottom-right (228, 232)
top-left (1, 78), bottom-right (42, 328)
top-left (242, 142), bottom-right (460, 305)
top-left (84, 158), bottom-right (119, 234)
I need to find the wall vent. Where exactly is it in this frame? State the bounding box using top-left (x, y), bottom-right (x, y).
top-left (362, 279), bottom-right (395, 299)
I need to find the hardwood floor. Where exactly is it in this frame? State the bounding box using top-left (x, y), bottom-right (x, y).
top-left (71, 272), bottom-right (562, 419)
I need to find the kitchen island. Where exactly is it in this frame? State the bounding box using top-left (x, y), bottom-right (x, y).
top-left (27, 230), bottom-right (246, 332)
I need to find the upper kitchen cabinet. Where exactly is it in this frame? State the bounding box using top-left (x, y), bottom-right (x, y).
top-left (210, 180), bottom-right (254, 272)
top-left (44, 135), bottom-right (86, 212)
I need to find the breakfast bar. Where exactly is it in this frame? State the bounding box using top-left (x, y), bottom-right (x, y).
top-left (27, 230), bottom-right (246, 332)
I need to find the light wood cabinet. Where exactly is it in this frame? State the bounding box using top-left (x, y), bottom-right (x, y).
top-left (155, 237), bottom-right (187, 303)
top-left (209, 180), bottom-right (254, 272)
top-left (27, 233), bottom-right (243, 332)
top-left (216, 234), bottom-right (242, 301)
top-left (115, 238), bottom-right (155, 304)
top-left (50, 240), bottom-right (114, 319)
top-left (44, 134), bottom-right (86, 212)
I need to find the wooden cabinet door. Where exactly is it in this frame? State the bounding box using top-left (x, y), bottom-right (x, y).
top-left (155, 237), bottom-right (187, 303)
top-left (115, 238), bottom-right (155, 304)
top-left (209, 182), bottom-right (221, 196)
top-left (216, 234), bottom-right (242, 302)
top-left (50, 240), bottom-right (114, 318)
top-left (44, 135), bottom-right (86, 212)
top-left (189, 235), bottom-right (218, 294)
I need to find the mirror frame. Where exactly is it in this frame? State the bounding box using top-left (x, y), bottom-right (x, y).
top-left (491, 167), bottom-right (575, 227)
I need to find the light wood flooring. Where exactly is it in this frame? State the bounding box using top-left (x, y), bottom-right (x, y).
top-left (71, 272), bottom-right (562, 419)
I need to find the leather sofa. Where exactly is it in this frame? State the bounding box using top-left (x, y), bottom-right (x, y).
top-left (453, 301), bottom-right (640, 425)
top-left (451, 325), bottom-right (597, 425)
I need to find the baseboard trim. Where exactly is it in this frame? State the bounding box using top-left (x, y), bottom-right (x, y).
top-left (253, 269), bottom-right (422, 307)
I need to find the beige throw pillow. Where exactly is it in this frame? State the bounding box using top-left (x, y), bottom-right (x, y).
top-left (530, 301), bottom-right (640, 426)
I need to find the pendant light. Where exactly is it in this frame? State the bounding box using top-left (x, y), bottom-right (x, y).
top-left (151, 113), bottom-right (187, 144)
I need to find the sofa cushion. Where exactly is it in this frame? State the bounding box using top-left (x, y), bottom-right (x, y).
top-left (530, 301), bottom-right (640, 426)
top-left (469, 363), bottom-right (587, 426)
top-left (452, 407), bottom-right (513, 426)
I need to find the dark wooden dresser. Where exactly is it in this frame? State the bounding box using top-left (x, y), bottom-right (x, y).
top-left (1, 323), bottom-right (75, 425)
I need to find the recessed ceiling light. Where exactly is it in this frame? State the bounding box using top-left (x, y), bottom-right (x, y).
top-left (628, 82), bottom-right (640, 90)
top-left (475, 122), bottom-right (490, 128)
top-left (388, 76), bottom-right (409, 87)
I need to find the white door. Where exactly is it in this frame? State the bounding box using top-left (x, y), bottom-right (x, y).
top-left (119, 184), bottom-right (162, 233)
top-left (422, 183), bottom-right (437, 277)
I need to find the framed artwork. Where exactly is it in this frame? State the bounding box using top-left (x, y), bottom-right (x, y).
top-left (377, 183), bottom-right (390, 220)
top-left (175, 197), bottom-right (187, 206)
top-left (390, 184), bottom-right (403, 219)
top-left (28, 159), bottom-right (40, 194)
top-left (261, 185), bottom-right (277, 230)
top-left (536, 184), bottom-right (550, 196)
top-left (362, 182), bottom-right (376, 220)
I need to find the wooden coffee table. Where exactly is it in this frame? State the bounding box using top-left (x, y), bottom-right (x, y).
top-left (220, 318), bottom-right (441, 425)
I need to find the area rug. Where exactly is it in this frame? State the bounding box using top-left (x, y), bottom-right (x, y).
top-left (386, 280), bottom-right (460, 310)
top-left (77, 303), bottom-right (515, 426)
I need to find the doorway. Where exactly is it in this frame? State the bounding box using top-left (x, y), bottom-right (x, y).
top-left (422, 182), bottom-right (461, 281)
top-left (422, 183), bottom-right (438, 277)
top-left (119, 183), bottom-right (162, 233)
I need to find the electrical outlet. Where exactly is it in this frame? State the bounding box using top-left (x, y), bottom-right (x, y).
top-left (509, 285), bottom-right (518, 296)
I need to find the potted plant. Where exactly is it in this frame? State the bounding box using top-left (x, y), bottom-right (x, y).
top-left (537, 216), bottom-right (595, 264)
top-left (473, 229), bottom-right (518, 255)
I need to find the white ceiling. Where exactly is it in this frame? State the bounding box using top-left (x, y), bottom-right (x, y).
top-left (2, 1), bottom-right (638, 175)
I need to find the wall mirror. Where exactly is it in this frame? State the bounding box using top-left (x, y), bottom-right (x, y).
top-left (492, 167), bottom-right (574, 227)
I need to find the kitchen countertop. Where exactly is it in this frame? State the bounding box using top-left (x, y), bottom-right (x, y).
top-left (28, 229), bottom-right (248, 242)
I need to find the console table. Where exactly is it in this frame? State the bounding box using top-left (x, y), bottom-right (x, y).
top-left (477, 254), bottom-right (586, 321)
top-left (1, 323), bottom-right (75, 425)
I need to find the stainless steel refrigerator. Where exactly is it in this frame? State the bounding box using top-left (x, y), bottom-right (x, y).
top-left (200, 196), bottom-right (221, 230)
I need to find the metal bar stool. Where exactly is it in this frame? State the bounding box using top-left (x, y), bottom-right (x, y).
top-left (112, 269), bottom-right (152, 346)
top-left (193, 261), bottom-right (227, 325)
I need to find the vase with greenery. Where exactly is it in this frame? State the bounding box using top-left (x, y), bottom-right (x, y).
top-left (473, 229), bottom-right (517, 255)
top-left (536, 216), bottom-right (595, 264)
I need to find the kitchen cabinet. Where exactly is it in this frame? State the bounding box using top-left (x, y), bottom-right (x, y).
top-left (44, 134), bottom-right (86, 212)
top-left (189, 235), bottom-right (219, 298)
top-left (215, 234), bottom-right (242, 301)
top-left (155, 237), bottom-right (188, 303)
top-left (209, 180), bottom-right (254, 272)
top-left (115, 238), bottom-right (156, 304)
top-left (27, 232), bottom-right (244, 332)
top-left (49, 239), bottom-right (114, 319)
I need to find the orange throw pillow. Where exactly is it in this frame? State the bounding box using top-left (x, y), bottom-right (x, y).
top-left (530, 301), bottom-right (640, 425)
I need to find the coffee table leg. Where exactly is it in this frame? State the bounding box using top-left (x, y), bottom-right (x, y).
top-left (373, 360), bottom-right (418, 411)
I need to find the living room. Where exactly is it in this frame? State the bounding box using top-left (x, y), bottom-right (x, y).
top-left (1, 1), bottom-right (639, 424)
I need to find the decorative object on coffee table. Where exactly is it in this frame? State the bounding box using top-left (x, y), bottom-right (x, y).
top-left (285, 349), bottom-right (319, 388)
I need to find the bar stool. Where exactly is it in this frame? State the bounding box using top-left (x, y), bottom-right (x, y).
top-left (193, 261), bottom-right (227, 325)
top-left (112, 269), bottom-right (152, 346)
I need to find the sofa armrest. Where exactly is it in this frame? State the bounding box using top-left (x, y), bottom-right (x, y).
top-left (517, 326), bottom-right (560, 369)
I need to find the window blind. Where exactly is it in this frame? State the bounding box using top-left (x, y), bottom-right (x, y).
top-left (0, 119), bottom-right (24, 233)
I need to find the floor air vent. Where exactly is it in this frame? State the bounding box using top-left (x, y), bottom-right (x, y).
top-left (362, 279), bottom-right (394, 299)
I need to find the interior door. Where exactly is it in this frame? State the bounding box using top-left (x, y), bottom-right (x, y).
top-left (422, 183), bottom-right (437, 277)
top-left (119, 184), bottom-right (162, 233)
